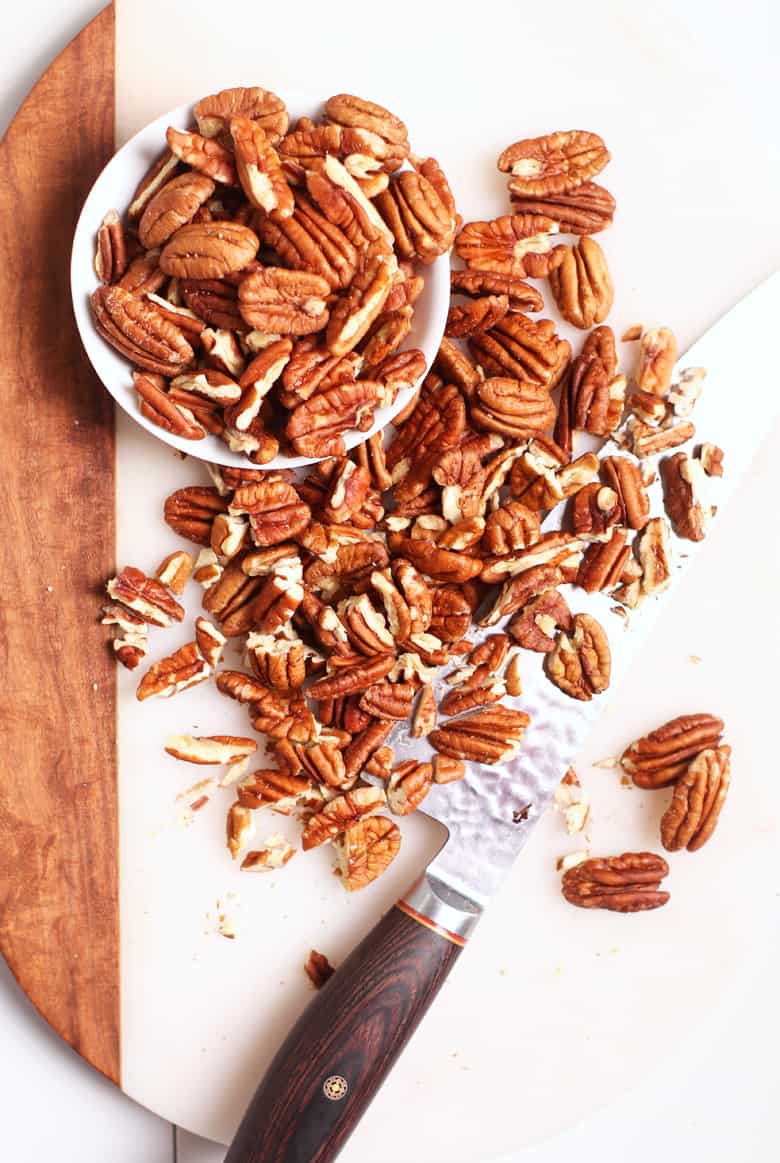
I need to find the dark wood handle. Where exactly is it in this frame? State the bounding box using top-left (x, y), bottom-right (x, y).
top-left (224, 902), bottom-right (463, 1163)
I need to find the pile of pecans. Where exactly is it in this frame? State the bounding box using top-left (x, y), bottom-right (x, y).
top-left (100, 114), bottom-right (727, 896)
top-left (92, 87), bottom-right (460, 462)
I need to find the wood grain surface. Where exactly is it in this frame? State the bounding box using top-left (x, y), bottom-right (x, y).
top-left (0, 4), bottom-right (119, 1082)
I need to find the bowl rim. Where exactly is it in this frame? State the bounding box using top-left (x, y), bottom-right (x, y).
top-left (70, 93), bottom-right (450, 471)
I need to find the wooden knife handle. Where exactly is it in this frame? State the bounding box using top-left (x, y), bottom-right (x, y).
top-left (224, 878), bottom-right (477, 1163)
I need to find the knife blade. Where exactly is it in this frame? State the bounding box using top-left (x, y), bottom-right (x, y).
top-left (225, 272), bottom-right (780, 1163)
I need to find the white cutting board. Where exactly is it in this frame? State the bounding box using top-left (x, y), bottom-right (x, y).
top-left (114, 1), bottom-right (780, 1157)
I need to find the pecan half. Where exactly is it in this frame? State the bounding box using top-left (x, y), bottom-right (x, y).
top-left (166, 126), bottom-right (236, 185)
top-left (325, 93), bottom-right (409, 159)
top-left (454, 214), bottom-right (565, 279)
top-left (376, 170), bottom-right (456, 263)
top-left (430, 584), bottom-right (475, 641)
top-left (508, 589), bottom-right (573, 652)
top-left (661, 452), bottom-right (707, 541)
top-left (509, 181), bottom-right (615, 234)
top-left (549, 237), bottom-right (613, 330)
top-left (326, 249), bottom-right (396, 356)
top-left (164, 485), bottom-right (228, 545)
top-left (387, 536), bottom-right (482, 585)
top-left (576, 528), bottom-right (630, 593)
top-left (136, 642), bottom-right (210, 701)
top-left (429, 705), bottom-right (530, 763)
top-left (237, 768), bottom-right (309, 811)
top-left (564, 325), bottom-right (624, 438)
top-left (636, 326), bottom-right (677, 396)
top-left (359, 681), bottom-right (416, 720)
top-left (660, 746), bottom-right (731, 851)
top-left (302, 785), bottom-right (386, 849)
top-left (159, 221), bottom-right (259, 279)
top-left (342, 719), bottom-right (393, 784)
top-left (480, 531), bottom-right (584, 584)
top-left (106, 565), bottom-right (184, 627)
top-left (308, 653), bottom-right (395, 700)
top-left (545, 612), bottom-right (610, 701)
top-left (287, 379), bottom-right (381, 458)
top-left (387, 760), bottom-right (433, 816)
top-left (94, 209), bottom-right (127, 283)
top-left (229, 481), bottom-right (310, 547)
top-left (238, 267), bottom-right (329, 335)
top-left (621, 713), bottom-right (724, 789)
top-left (230, 115), bottom-right (294, 217)
top-left (434, 338), bottom-right (482, 398)
top-left (636, 517), bottom-right (672, 597)
top-left (410, 685), bottom-right (437, 738)
top-left (450, 269), bottom-right (544, 313)
top-left (134, 371), bottom-right (206, 439)
top-left (165, 735), bottom-right (256, 764)
top-left (333, 815), bottom-right (401, 890)
top-left (498, 131), bottom-right (610, 196)
top-left (601, 456), bottom-right (650, 529)
top-left (194, 86), bottom-right (288, 144)
top-left (305, 154), bottom-right (395, 248)
top-left (138, 172), bottom-right (215, 249)
top-left (386, 383), bottom-right (466, 471)
top-left (194, 617), bottom-right (226, 667)
top-left (257, 193), bottom-right (358, 290)
top-left (91, 286), bottom-right (195, 376)
top-left (226, 803), bottom-right (254, 859)
top-left (621, 417), bottom-right (695, 460)
top-left (467, 315), bottom-right (570, 390)
top-left (446, 295), bottom-right (509, 339)
top-left (128, 150), bottom-right (180, 220)
top-left (561, 852), bottom-right (669, 912)
top-left (571, 483), bottom-right (622, 540)
top-left (470, 376), bottom-right (557, 439)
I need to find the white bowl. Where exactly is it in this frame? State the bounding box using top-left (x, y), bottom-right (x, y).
top-left (71, 95), bottom-right (450, 470)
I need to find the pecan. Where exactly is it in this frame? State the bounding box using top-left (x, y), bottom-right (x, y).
top-left (165, 735), bottom-right (256, 765)
top-left (159, 220), bottom-right (259, 280)
top-left (210, 513), bottom-right (249, 560)
top-left (481, 531), bottom-right (584, 584)
top-left (601, 456), bottom-right (650, 529)
top-left (305, 154), bottom-right (395, 248)
top-left (636, 517), bottom-right (672, 596)
top-left (138, 172), bottom-right (215, 249)
top-left (433, 756), bottom-right (466, 784)
top-left (200, 327), bottom-right (246, 377)
top-left (216, 669), bottom-right (279, 708)
top-left (511, 446), bottom-right (599, 511)
top-left (193, 548), bottom-right (223, 589)
top-left (432, 434), bottom-right (503, 522)
top-left (178, 278), bottom-right (242, 329)
top-left (470, 376), bottom-right (557, 439)
top-left (166, 126), bottom-right (236, 185)
top-left (697, 442), bottom-right (724, 478)
top-left (100, 603), bottom-right (148, 670)
top-left (433, 338), bottom-right (482, 398)
top-left (508, 589), bottom-right (573, 652)
top-left (118, 249), bottom-right (167, 296)
top-left (621, 417), bottom-right (695, 459)
top-left (292, 741), bottom-right (348, 789)
top-left (636, 326), bottom-right (677, 396)
top-left (106, 565), bottom-right (184, 627)
top-left (549, 237), bottom-right (613, 330)
top-left (134, 370), bottom-right (206, 439)
top-left (128, 150), bottom-right (180, 220)
top-left (439, 683), bottom-right (504, 715)
top-left (359, 681), bottom-right (416, 720)
top-left (302, 785), bottom-right (386, 849)
top-left (446, 295), bottom-right (509, 338)
top-left (505, 653), bottom-right (522, 696)
top-left (468, 314), bottom-right (570, 390)
top-left (280, 345), bottom-right (360, 408)
top-left (94, 210), bottom-right (127, 283)
top-left (326, 249), bottom-right (396, 357)
top-left (342, 719), bottom-right (393, 784)
top-left (304, 949), bottom-right (335, 989)
top-left (388, 535), bottom-right (482, 585)
top-left (450, 269), bottom-right (544, 313)
top-left (668, 367), bottom-right (705, 418)
top-left (660, 746), bottom-right (731, 851)
top-left (244, 560), bottom-right (304, 633)
top-left (372, 348), bottom-right (426, 408)
top-left (308, 653), bottom-right (395, 700)
top-left (164, 486), bottom-right (228, 545)
top-left (155, 550), bottom-right (194, 595)
top-left (561, 852), bottom-right (669, 912)
top-left (287, 379), bottom-right (381, 458)
top-left (194, 617), bottom-right (225, 668)
top-left (247, 630), bottom-right (310, 691)
top-left (621, 713), bottom-right (724, 789)
top-left (257, 193), bottom-right (358, 290)
top-left (545, 612), bottom-right (610, 700)
top-left (339, 593), bottom-right (395, 654)
top-left (482, 502), bottom-right (541, 556)
top-left (661, 452), bottom-right (707, 541)
top-left (391, 559), bottom-right (433, 635)
top-left (303, 535), bottom-right (389, 591)
top-left (360, 307), bottom-right (413, 372)
top-left (147, 293), bottom-right (207, 338)
top-left (410, 154), bottom-right (459, 224)
top-left (226, 802), bottom-right (254, 860)
top-left (387, 760), bottom-right (433, 816)
top-left (429, 584), bottom-right (474, 642)
top-left (91, 286), bottom-right (195, 376)
top-left (365, 746), bottom-right (394, 779)
top-left (229, 115), bottom-right (294, 217)
top-left (576, 528), bottom-right (630, 593)
top-left (553, 768), bottom-right (590, 835)
top-left (376, 170), bottom-right (457, 263)
top-left (325, 93), bottom-right (409, 157)
top-left (571, 483), bottom-right (622, 540)
top-left (429, 706), bottom-right (530, 764)
top-left (438, 518), bottom-right (485, 552)
top-left (454, 214), bottom-right (565, 278)
top-left (239, 267), bottom-right (329, 335)
top-left (386, 383), bottom-right (466, 470)
top-left (481, 561), bottom-right (565, 626)
top-left (334, 815), bottom-right (401, 891)
top-left (509, 181), bottom-right (616, 233)
top-left (564, 325), bottom-right (624, 438)
top-left (410, 685), bottom-right (437, 738)
top-left (229, 481), bottom-right (310, 547)
top-left (136, 642), bottom-right (211, 701)
top-left (241, 836), bottom-right (296, 872)
top-left (252, 698), bottom-right (317, 744)
top-left (194, 86), bottom-right (288, 144)
top-left (498, 131), bottom-right (610, 196)
top-left (237, 768), bottom-right (310, 812)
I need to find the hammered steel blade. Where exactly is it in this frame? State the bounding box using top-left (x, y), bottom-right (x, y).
top-left (384, 272), bottom-right (780, 908)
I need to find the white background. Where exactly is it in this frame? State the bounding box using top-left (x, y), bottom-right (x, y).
top-left (2, 2), bottom-right (779, 1161)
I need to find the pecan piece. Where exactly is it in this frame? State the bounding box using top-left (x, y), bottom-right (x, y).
top-left (195, 616), bottom-right (226, 667)
top-left (237, 769), bottom-right (310, 812)
top-left (342, 720), bottom-right (393, 784)
top-left (429, 706), bottom-right (530, 764)
top-left (138, 172), bottom-right (215, 249)
top-left (100, 603), bottom-right (148, 670)
top-left (410, 685), bottom-right (437, 738)
top-left (697, 442), bottom-right (724, 478)
top-left (387, 760), bottom-right (433, 816)
top-left (660, 746), bottom-right (731, 852)
top-left (360, 307), bottom-right (413, 370)
top-left (155, 550), bottom-right (194, 595)
top-left (91, 286), bottom-right (195, 376)
top-left (159, 220), bottom-right (259, 280)
top-left (509, 181), bottom-right (616, 234)
top-left (480, 531), bottom-right (584, 584)
top-left (241, 836), bottom-right (296, 872)
top-left (549, 237), bottom-right (613, 330)
top-left (636, 326), bottom-right (677, 396)
top-left (661, 452), bottom-right (708, 541)
top-left (226, 803), bottom-right (254, 860)
top-left (106, 565), bottom-right (184, 627)
top-left (166, 126), bottom-right (236, 185)
top-left (601, 456), bottom-right (650, 530)
top-left (308, 653), bottom-right (395, 700)
top-left (280, 345), bottom-right (360, 408)
top-left (164, 486), bottom-right (228, 545)
top-left (482, 502), bottom-right (541, 556)
top-left (545, 612), bottom-right (610, 700)
top-left (498, 131), bottom-right (610, 196)
top-left (621, 416), bottom-right (696, 460)
top-left (230, 481), bottom-right (310, 547)
top-left (334, 815), bottom-right (401, 891)
top-left (454, 214), bottom-right (565, 278)
top-left (470, 376), bottom-right (557, 439)
top-left (325, 93), bottom-right (409, 158)
top-left (133, 370), bottom-right (206, 439)
top-left (128, 150), bottom-right (180, 221)
top-left (359, 681), bottom-right (416, 720)
top-left (304, 950), bottom-right (335, 989)
top-left (194, 86), bottom-right (288, 144)
top-left (565, 325), bottom-right (624, 438)
top-left (376, 170), bottom-right (456, 263)
top-left (481, 562), bottom-right (565, 626)
top-left (439, 684), bottom-right (504, 716)
top-left (445, 295), bottom-right (509, 339)
top-left (238, 267), bottom-right (329, 335)
top-left (508, 589), bottom-right (573, 652)
top-left (433, 338), bottom-right (482, 398)
top-left (247, 630), bottom-right (309, 691)
top-left (230, 115), bottom-right (294, 217)
top-left (118, 249), bottom-right (167, 296)
top-left (326, 249), bottom-right (396, 356)
top-left (305, 154), bottom-right (395, 248)
top-left (388, 535), bottom-right (482, 584)
top-left (636, 517), bottom-right (672, 596)
top-left (450, 269), bottom-right (544, 313)
top-left (561, 852), bottom-right (669, 912)
top-left (94, 209), bottom-right (127, 283)
top-left (576, 528), bottom-right (630, 593)
top-left (468, 315), bottom-right (570, 390)
top-left (136, 642), bottom-right (210, 701)
top-left (571, 483), bottom-right (622, 540)
top-left (293, 741), bottom-right (348, 790)
top-left (287, 379), bottom-right (381, 458)
top-left (302, 785), bottom-right (386, 850)
top-left (165, 735), bottom-right (256, 765)
top-left (621, 713), bottom-right (724, 789)
top-left (386, 383), bottom-right (466, 471)
top-left (433, 756), bottom-right (466, 784)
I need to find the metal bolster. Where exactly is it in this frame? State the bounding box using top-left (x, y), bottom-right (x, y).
top-left (397, 872), bottom-right (483, 944)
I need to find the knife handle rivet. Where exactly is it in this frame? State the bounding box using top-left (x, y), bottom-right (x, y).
top-left (322, 1075), bottom-right (349, 1101)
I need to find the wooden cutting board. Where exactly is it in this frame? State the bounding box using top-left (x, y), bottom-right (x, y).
top-left (0, 3), bottom-right (118, 1084)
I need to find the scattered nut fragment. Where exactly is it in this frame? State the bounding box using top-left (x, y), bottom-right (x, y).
top-left (660, 746), bottom-right (731, 851)
top-left (620, 713), bottom-right (724, 789)
top-left (432, 755), bottom-right (466, 784)
top-left (553, 768), bottom-right (590, 835)
top-left (136, 642), bottom-right (211, 701)
top-left (504, 654), bottom-right (523, 696)
top-left (333, 815), bottom-right (401, 890)
top-left (155, 550), bottom-right (194, 595)
top-left (636, 326), bottom-right (677, 396)
top-left (661, 452), bottom-right (708, 541)
top-left (410, 685), bottom-right (437, 738)
top-left (562, 852), bottom-right (670, 912)
top-left (165, 736), bottom-right (257, 765)
top-left (227, 802), bottom-right (255, 859)
top-left (697, 442), bottom-right (724, 478)
top-left (621, 324), bottom-right (643, 342)
top-left (545, 612), bottom-right (611, 701)
top-left (241, 835), bottom-right (296, 871)
top-left (304, 949), bottom-right (336, 989)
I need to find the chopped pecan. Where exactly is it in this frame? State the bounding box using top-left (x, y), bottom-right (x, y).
top-left (601, 456), bottom-right (650, 529)
top-left (548, 237), bottom-right (613, 329)
top-left (195, 86), bottom-right (288, 144)
top-left (138, 172), bottom-right (215, 249)
top-left (359, 681), bottom-right (416, 720)
top-left (561, 852), bottom-right (669, 912)
top-left (106, 565), bottom-right (184, 627)
top-left (100, 603), bottom-right (148, 670)
top-left (621, 713), bottom-right (724, 789)
top-left (388, 535), bottom-right (482, 585)
top-left (636, 326), bottom-right (677, 396)
top-left (576, 528), bottom-right (630, 593)
top-left (505, 653), bottom-right (522, 696)
top-left (238, 268), bottom-right (330, 335)
top-left (159, 221), bottom-right (259, 280)
top-left (467, 314), bottom-right (570, 390)
top-left (498, 131), bottom-right (610, 196)
top-left (508, 589), bottom-right (573, 652)
top-left (165, 735), bottom-right (256, 764)
top-left (334, 815), bottom-right (401, 891)
top-left (237, 768), bottom-right (310, 812)
top-left (302, 785), bottom-right (386, 850)
top-left (241, 836), bottom-right (296, 871)
top-left (433, 756), bottom-right (466, 784)
top-left (91, 286), bottom-right (195, 376)
top-left (342, 719), bottom-right (393, 784)
top-left (94, 209), bottom-right (128, 283)
top-left (226, 802), bottom-right (254, 859)
top-left (387, 760), bottom-right (433, 816)
top-left (193, 548), bottom-right (223, 589)
top-left (571, 483), bottom-right (622, 539)
top-left (429, 705), bottom-right (530, 764)
top-left (470, 376), bottom-right (557, 439)
top-left (450, 269), bottom-right (544, 313)
top-left (304, 949), bottom-right (335, 989)
top-left (668, 367), bottom-right (705, 418)
top-left (509, 181), bottom-right (615, 233)
top-left (660, 746), bottom-right (731, 851)
top-left (636, 517), bottom-right (672, 596)
top-left (697, 442), bottom-right (724, 478)
top-left (446, 295), bottom-right (509, 338)
top-left (553, 768), bottom-right (590, 835)
top-left (545, 612), bottom-right (610, 700)
top-left (661, 452), bottom-right (708, 541)
top-left (410, 685), bottom-right (437, 738)
top-left (621, 416), bottom-right (695, 459)
top-left (136, 641), bottom-right (210, 701)
top-left (230, 481), bottom-right (310, 547)
top-left (454, 214), bottom-right (565, 278)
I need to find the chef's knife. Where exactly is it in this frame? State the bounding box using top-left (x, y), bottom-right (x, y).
top-left (225, 272), bottom-right (780, 1163)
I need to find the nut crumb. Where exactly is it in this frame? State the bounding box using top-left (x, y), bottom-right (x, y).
top-left (591, 756), bottom-right (619, 769)
top-left (688, 654), bottom-right (702, 665)
top-left (304, 949), bottom-right (336, 989)
top-left (621, 324), bottom-right (643, 342)
top-left (556, 850), bottom-right (589, 872)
